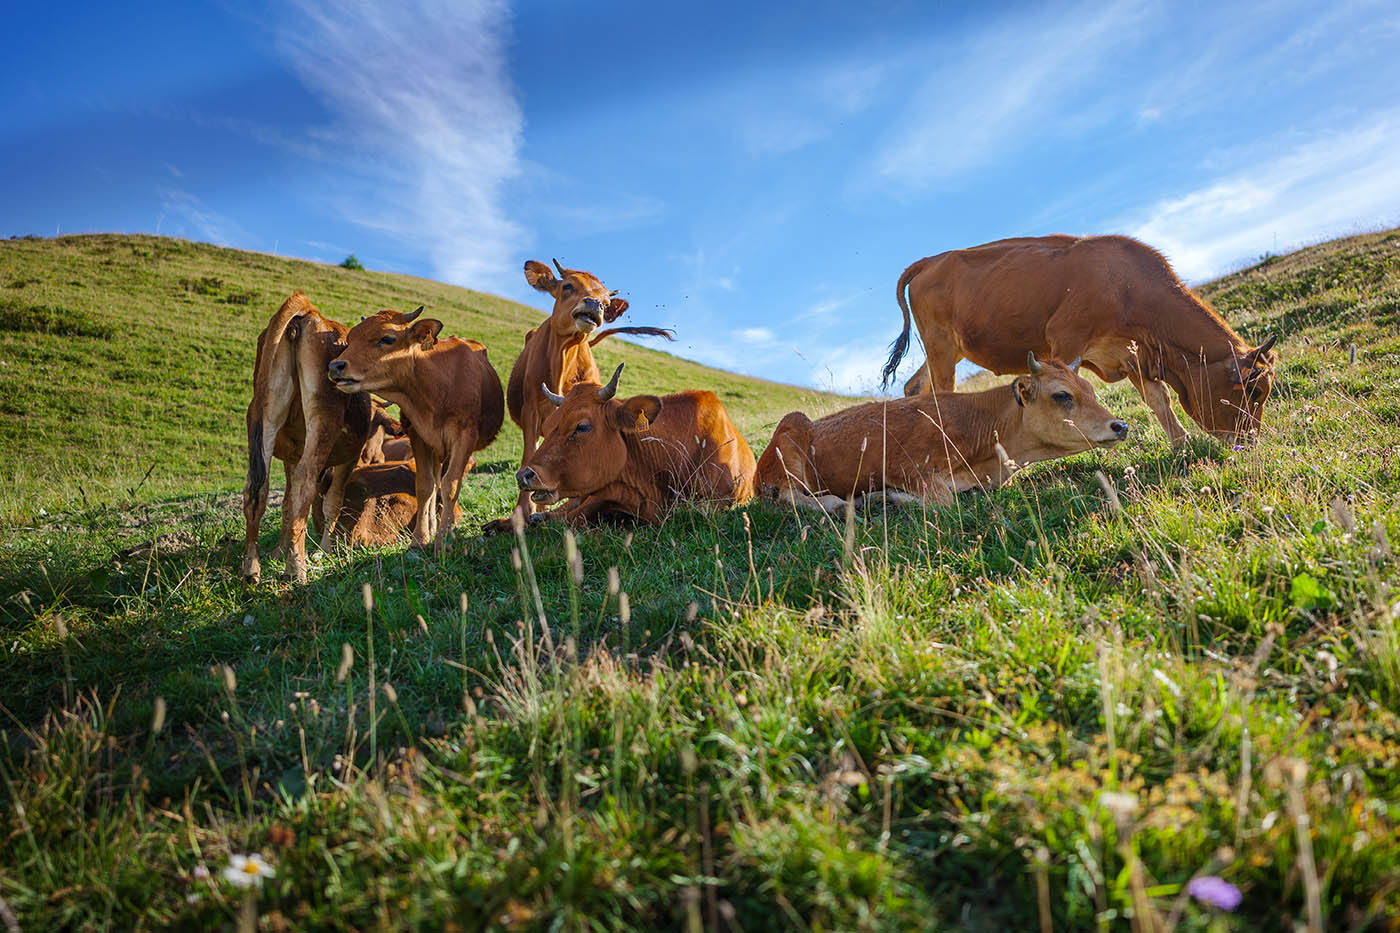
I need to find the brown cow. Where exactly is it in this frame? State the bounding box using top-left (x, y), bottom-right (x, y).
top-left (507, 363), bottom-right (756, 527)
top-left (760, 353), bottom-right (1128, 511)
top-left (358, 401), bottom-right (406, 465)
top-left (328, 307), bottom-right (504, 552)
top-left (312, 461), bottom-right (463, 547)
top-left (883, 235), bottom-right (1278, 444)
top-left (242, 292), bottom-right (380, 585)
top-left (507, 259), bottom-right (673, 520)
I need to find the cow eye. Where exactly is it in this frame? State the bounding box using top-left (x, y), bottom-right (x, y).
top-left (1052, 391), bottom-right (1073, 404)
top-left (572, 422), bottom-right (592, 436)
top-left (377, 335), bottom-right (397, 346)
top-left (561, 283), bottom-right (574, 295)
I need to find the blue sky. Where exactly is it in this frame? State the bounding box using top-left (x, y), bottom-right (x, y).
top-left (5, 0), bottom-right (1400, 392)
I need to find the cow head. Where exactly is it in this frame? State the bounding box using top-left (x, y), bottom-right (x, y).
top-left (1013, 352), bottom-right (1129, 451)
top-left (1186, 335), bottom-right (1278, 442)
top-left (327, 307), bottom-right (442, 394)
top-left (515, 363), bottom-right (659, 504)
top-left (523, 258), bottom-right (628, 337)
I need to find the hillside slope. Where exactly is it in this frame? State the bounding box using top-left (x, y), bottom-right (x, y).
top-left (0, 234), bottom-right (842, 519)
top-left (2, 227), bottom-right (1399, 929)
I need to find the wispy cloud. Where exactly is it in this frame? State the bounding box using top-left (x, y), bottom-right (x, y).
top-left (157, 188), bottom-right (252, 246)
top-left (866, 0), bottom-right (1151, 190)
top-left (1126, 112), bottom-right (1400, 281)
top-left (276, 0), bottom-right (524, 290)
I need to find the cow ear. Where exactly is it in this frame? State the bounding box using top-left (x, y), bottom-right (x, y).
top-left (613, 394), bottom-right (662, 432)
top-left (1012, 376), bottom-right (1034, 406)
top-left (604, 297), bottom-right (629, 322)
top-left (411, 318), bottom-right (444, 347)
top-left (523, 260), bottom-right (558, 294)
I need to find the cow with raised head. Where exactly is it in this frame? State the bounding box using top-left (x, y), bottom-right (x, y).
top-left (503, 363), bottom-right (756, 527)
top-left (883, 235), bottom-right (1278, 444)
top-left (759, 353), bottom-right (1128, 511)
top-left (328, 306), bottom-right (504, 553)
top-left (506, 259), bottom-right (673, 521)
top-left (242, 292), bottom-right (381, 586)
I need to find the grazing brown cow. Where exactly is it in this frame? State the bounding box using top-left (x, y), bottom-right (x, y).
top-left (883, 235), bottom-right (1278, 443)
top-left (328, 307), bottom-right (504, 552)
top-left (242, 292), bottom-right (380, 585)
top-left (508, 363), bottom-right (756, 526)
top-left (760, 353), bottom-right (1128, 511)
top-left (312, 461), bottom-right (463, 547)
top-left (506, 259), bottom-right (673, 520)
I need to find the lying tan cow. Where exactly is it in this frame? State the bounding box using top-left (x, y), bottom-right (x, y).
top-left (883, 235), bottom-right (1277, 443)
top-left (312, 461), bottom-right (463, 547)
top-left (242, 292), bottom-right (382, 585)
top-left (328, 306), bottom-right (503, 552)
top-left (507, 259), bottom-right (673, 520)
top-left (760, 353), bottom-right (1127, 510)
top-left (507, 363), bottom-right (756, 526)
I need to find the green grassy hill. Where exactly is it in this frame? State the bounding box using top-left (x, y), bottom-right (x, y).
top-left (2, 229), bottom-right (1400, 930)
top-left (0, 234), bottom-right (842, 520)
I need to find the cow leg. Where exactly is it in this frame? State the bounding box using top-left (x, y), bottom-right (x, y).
top-left (282, 432), bottom-right (331, 585)
top-left (1130, 374), bottom-right (1189, 445)
top-left (410, 448), bottom-right (439, 551)
top-left (913, 325), bottom-right (961, 393)
top-left (240, 412), bottom-right (280, 585)
top-left (318, 462), bottom-right (353, 551)
top-left (433, 437), bottom-right (476, 555)
top-left (270, 459), bottom-right (296, 559)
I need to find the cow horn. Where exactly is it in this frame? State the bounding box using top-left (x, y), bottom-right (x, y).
top-left (541, 382), bottom-right (565, 406)
top-left (1026, 351), bottom-right (1043, 375)
top-left (1067, 355), bottom-right (1082, 371)
top-left (1253, 333), bottom-right (1278, 356)
top-left (552, 258), bottom-right (566, 279)
top-left (609, 289), bottom-right (620, 297)
top-left (597, 362), bottom-right (625, 401)
top-left (404, 305), bottom-right (424, 323)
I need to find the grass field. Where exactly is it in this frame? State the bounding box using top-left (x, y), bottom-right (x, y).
top-left (2, 230), bottom-right (1400, 930)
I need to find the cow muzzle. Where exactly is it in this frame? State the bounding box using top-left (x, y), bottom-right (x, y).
top-left (572, 298), bottom-right (603, 332)
top-left (516, 467), bottom-right (558, 504)
top-left (327, 359), bottom-right (361, 392)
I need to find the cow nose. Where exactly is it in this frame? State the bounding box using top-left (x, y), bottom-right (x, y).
top-left (581, 297), bottom-right (602, 312)
top-left (1111, 421), bottom-right (1129, 439)
top-left (516, 467), bottom-right (536, 490)
top-left (328, 360), bottom-right (347, 376)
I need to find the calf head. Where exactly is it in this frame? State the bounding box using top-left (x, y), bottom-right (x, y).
top-left (1190, 335), bottom-right (1277, 442)
top-left (523, 259), bottom-right (628, 336)
top-left (327, 307), bottom-right (442, 394)
top-left (1014, 352), bottom-right (1129, 451)
top-left (516, 363), bottom-right (660, 504)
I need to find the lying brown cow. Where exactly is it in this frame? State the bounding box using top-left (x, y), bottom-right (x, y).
top-left (760, 353), bottom-right (1127, 510)
top-left (883, 235), bottom-right (1277, 443)
top-left (508, 363), bottom-right (756, 526)
top-left (328, 306), bottom-right (504, 552)
top-left (242, 292), bottom-right (382, 585)
top-left (507, 259), bottom-right (673, 520)
top-left (312, 461), bottom-right (463, 546)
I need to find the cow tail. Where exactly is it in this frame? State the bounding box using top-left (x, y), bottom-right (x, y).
top-left (588, 326), bottom-right (676, 347)
top-left (882, 259), bottom-right (924, 388)
top-left (246, 419), bottom-right (267, 498)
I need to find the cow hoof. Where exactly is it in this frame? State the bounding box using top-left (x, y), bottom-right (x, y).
top-left (284, 560), bottom-right (308, 585)
top-left (241, 558), bottom-right (262, 585)
top-left (525, 512), bottom-right (551, 528)
top-left (480, 518), bottom-right (511, 537)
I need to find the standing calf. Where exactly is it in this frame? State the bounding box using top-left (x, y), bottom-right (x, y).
top-left (328, 307), bottom-right (503, 552)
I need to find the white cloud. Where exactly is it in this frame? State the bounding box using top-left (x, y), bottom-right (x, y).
top-left (1127, 112), bottom-right (1400, 281)
top-left (738, 327), bottom-right (775, 343)
top-left (868, 0), bottom-right (1151, 189)
top-left (157, 188), bottom-right (252, 246)
top-left (276, 0), bottom-right (524, 290)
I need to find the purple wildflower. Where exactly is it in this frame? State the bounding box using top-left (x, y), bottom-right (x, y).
top-left (1187, 875), bottom-right (1242, 911)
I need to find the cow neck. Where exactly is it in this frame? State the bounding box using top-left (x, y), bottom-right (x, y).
top-left (375, 349), bottom-right (441, 445)
top-left (616, 420), bottom-right (687, 501)
top-left (1140, 287), bottom-right (1250, 364)
top-left (547, 327), bottom-right (601, 396)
